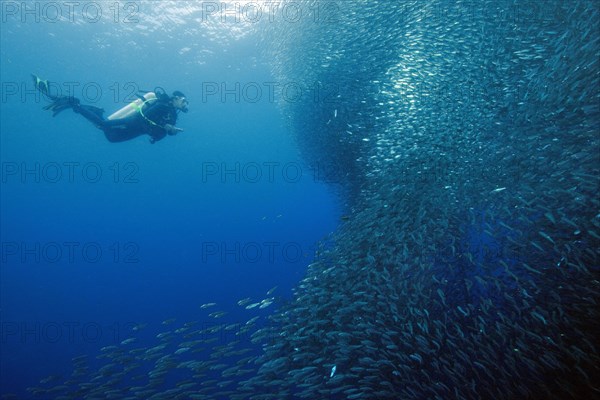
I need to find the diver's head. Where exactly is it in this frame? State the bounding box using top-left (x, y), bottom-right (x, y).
top-left (172, 91), bottom-right (188, 113)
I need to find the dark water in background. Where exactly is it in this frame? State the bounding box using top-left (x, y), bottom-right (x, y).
top-left (1, 1), bottom-right (599, 399)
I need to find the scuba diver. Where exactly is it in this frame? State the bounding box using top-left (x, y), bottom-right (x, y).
top-left (32, 74), bottom-right (188, 144)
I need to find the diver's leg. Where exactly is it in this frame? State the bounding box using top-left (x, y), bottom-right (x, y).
top-left (102, 127), bottom-right (145, 143)
top-left (74, 108), bottom-right (143, 142)
top-left (73, 104), bottom-right (108, 127)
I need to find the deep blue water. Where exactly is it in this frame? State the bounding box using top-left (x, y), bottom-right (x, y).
top-left (1, 3), bottom-right (340, 397)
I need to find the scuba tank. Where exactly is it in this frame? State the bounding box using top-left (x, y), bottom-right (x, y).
top-left (107, 88), bottom-right (168, 121)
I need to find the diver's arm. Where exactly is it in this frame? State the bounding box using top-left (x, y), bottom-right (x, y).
top-left (148, 124), bottom-right (182, 143)
top-left (164, 124), bottom-right (184, 135)
top-left (140, 103), bottom-right (167, 143)
top-left (144, 103), bottom-right (181, 135)
top-left (148, 128), bottom-right (167, 144)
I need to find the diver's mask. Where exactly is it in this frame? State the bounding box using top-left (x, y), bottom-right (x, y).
top-left (174, 96), bottom-right (189, 113)
top-left (180, 98), bottom-right (189, 113)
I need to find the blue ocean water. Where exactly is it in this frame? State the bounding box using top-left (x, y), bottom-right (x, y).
top-left (1, 1), bottom-right (599, 399)
top-left (1, 2), bottom-right (340, 397)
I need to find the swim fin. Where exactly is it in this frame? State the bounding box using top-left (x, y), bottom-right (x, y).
top-left (43, 96), bottom-right (80, 117)
top-left (32, 74), bottom-right (52, 98)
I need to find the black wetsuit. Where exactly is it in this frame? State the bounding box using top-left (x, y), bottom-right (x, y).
top-left (74, 98), bottom-right (178, 143)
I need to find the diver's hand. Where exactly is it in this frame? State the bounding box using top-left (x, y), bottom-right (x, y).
top-left (164, 124), bottom-right (183, 135)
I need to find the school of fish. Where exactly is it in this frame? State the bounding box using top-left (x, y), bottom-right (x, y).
top-left (21, 0), bottom-right (599, 399)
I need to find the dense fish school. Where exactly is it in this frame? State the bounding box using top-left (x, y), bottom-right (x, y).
top-left (18, 0), bottom-right (600, 399)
